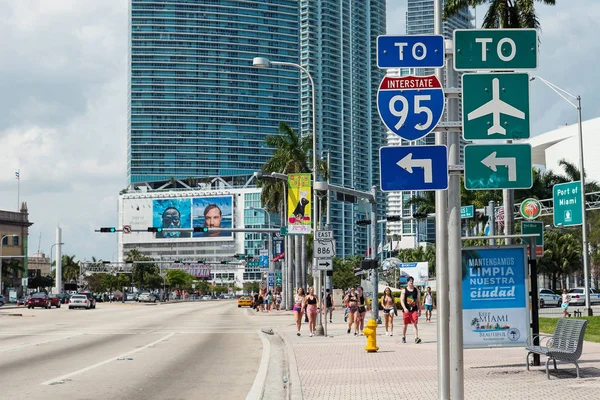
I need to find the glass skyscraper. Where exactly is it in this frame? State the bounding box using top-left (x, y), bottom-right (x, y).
top-left (128, 0), bottom-right (300, 184)
top-left (299, 0), bottom-right (387, 255)
top-left (129, 0), bottom-right (387, 256)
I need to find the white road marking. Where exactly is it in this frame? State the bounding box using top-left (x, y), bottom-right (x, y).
top-left (245, 330), bottom-right (270, 400)
top-left (0, 333), bottom-right (84, 353)
top-left (40, 332), bottom-right (176, 386)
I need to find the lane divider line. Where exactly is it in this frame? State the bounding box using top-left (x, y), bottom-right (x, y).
top-left (0, 333), bottom-right (84, 353)
top-left (40, 332), bottom-right (176, 386)
top-left (245, 330), bottom-right (270, 400)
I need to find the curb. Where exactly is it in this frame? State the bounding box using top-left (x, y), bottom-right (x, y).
top-left (275, 330), bottom-right (303, 400)
top-left (246, 330), bottom-right (271, 400)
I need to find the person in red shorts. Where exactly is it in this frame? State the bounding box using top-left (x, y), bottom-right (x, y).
top-left (400, 276), bottom-right (421, 344)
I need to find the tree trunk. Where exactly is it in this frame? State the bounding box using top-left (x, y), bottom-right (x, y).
top-left (295, 235), bottom-right (302, 291)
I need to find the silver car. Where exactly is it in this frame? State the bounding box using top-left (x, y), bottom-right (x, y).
top-left (539, 288), bottom-right (561, 308)
top-left (69, 294), bottom-right (91, 309)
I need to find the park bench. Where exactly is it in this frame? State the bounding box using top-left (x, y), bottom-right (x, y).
top-left (526, 318), bottom-right (588, 379)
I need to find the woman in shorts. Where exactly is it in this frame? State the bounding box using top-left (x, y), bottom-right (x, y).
top-left (305, 287), bottom-right (319, 337)
top-left (293, 288), bottom-right (306, 336)
top-left (561, 289), bottom-right (571, 318)
top-left (382, 287), bottom-right (396, 336)
top-left (355, 286), bottom-right (367, 336)
top-left (344, 287), bottom-right (358, 335)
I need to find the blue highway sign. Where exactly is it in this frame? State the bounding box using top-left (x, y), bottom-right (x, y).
top-left (377, 35), bottom-right (444, 68)
top-left (377, 75), bottom-right (445, 141)
top-left (380, 145), bottom-right (448, 191)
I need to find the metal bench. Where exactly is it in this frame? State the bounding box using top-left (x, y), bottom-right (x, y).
top-left (526, 318), bottom-right (588, 379)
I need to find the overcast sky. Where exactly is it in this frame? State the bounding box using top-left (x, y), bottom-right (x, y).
top-left (0, 0), bottom-right (597, 262)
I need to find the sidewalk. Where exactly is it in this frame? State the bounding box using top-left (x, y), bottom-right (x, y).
top-left (269, 309), bottom-right (600, 399)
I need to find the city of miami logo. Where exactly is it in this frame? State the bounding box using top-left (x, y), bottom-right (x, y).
top-left (520, 198), bottom-right (541, 220)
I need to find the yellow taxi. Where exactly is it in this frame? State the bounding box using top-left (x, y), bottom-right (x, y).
top-left (237, 296), bottom-right (253, 308)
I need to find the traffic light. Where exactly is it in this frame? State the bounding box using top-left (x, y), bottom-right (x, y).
top-left (356, 219), bottom-right (372, 226)
top-left (386, 215), bottom-right (402, 222)
top-left (412, 212), bottom-right (427, 219)
top-left (220, 261), bottom-right (229, 264)
top-left (147, 227), bottom-right (163, 232)
top-left (100, 227), bottom-right (116, 233)
top-left (234, 253), bottom-right (246, 260)
top-left (360, 259), bottom-right (378, 270)
top-left (193, 227), bottom-right (209, 233)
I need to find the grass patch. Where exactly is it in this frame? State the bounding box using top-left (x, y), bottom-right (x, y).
top-left (539, 316), bottom-right (600, 343)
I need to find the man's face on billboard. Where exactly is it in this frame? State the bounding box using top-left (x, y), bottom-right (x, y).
top-left (162, 208), bottom-right (181, 228)
top-left (204, 207), bottom-right (222, 228)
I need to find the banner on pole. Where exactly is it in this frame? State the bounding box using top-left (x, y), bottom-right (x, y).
top-left (287, 173), bottom-right (312, 234)
top-left (462, 246), bottom-right (530, 349)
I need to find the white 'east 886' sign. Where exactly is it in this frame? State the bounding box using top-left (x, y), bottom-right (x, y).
top-left (314, 240), bottom-right (336, 259)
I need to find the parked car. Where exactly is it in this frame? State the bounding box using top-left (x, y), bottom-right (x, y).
top-left (16, 297), bottom-right (27, 306)
top-left (77, 291), bottom-right (97, 309)
top-left (237, 296), bottom-right (253, 308)
top-left (28, 293), bottom-right (51, 309)
top-left (48, 294), bottom-right (62, 308)
top-left (137, 292), bottom-right (151, 302)
top-left (567, 288), bottom-right (600, 305)
top-left (202, 295), bottom-right (211, 301)
top-left (0, 295), bottom-right (4, 306)
top-left (126, 293), bottom-right (135, 301)
top-left (539, 288), bottom-right (561, 308)
top-left (69, 294), bottom-right (92, 309)
top-left (138, 292), bottom-right (160, 303)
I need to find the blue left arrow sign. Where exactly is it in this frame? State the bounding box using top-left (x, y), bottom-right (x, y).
top-left (379, 145), bottom-right (449, 191)
top-left (377, 35), bottom-right (445, 68)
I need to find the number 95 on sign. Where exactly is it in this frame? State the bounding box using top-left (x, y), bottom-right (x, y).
top-left (377, 75), bottom-right (445, 141)
top-left (314, 240), bottom-right (335, 258)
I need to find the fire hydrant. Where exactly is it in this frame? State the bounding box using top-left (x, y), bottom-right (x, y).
top-left (363, 318), bottom-right (379, 353)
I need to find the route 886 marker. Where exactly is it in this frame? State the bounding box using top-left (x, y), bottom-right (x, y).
top-left (377, 75), bottom-right (445, 141)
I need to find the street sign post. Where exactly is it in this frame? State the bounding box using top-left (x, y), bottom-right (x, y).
top-left (315, 230), bottom-right (334, 240)
top-left (377, 75), bottom-right (445, 141)
top-left (553, 181), bottom-right (583, 227)
top-left (522, 221), bottom-right (544, 257)
top-left (454, 29), bottom-right (538, 71)
top-left (377, 34), bottom-right (444, 68)
top-left (460, 205), bottom-right (474, 219)
top-left (379, 145), bottom-right (448, 191)
top-left (314, 240), bottom-right (335, 259)
top-left (462, 73), bottom-right (530, 140)
top-left (464, 144), bottom-right (532, 190)
top-left (315, 259), bottom-right (333, 271)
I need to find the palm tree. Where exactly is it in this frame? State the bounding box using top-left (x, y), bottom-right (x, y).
top-left (260, 122), bottom-right (328, 290)
top-left (556, 159), bottom-right (600, 193)
top-left (444, 0), bottom-right (556, 29)
top-left (538, 230), bottom-right (582, 290)
top-left (61, 255), bottom-right (80, 284)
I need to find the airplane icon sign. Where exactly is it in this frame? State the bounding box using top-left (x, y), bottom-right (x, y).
top-left (462, 73), bottom-right (530, 140)
top-left (467, 78), bottom-right (525, 136)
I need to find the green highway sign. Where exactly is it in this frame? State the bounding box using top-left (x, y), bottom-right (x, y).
top-left (521, 221), bottom-right (544, 257)
top-left (275, 272), bottom-right (282, 286)
top-left (454, 29), bottom-right (538, 71)
top-left (461, 205), bottom-right (474, 219)
top-left (553, 181), bottom-right (583, 227)
top-left (279, 226), bottom-right (288, 236)
top-left (462, 73), bottom-right (530, 140)
top-left (464, 144), bottom-right (532, 190)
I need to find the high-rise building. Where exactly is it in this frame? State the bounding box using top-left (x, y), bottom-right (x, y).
top-left (299, 0), bottom-right (387, 255)
top-left (128, 0), bottom-right (300, 185)
top-left (386, 0), bottom-right (472, 246)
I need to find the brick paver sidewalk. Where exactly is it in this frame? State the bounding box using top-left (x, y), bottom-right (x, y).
top-left (274, 309), bottom-right (600, 399)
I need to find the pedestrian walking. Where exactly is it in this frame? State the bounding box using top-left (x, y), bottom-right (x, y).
top-left (423, 286), bottom-right (434, 322)
top-left (293, 288), bottom-right (306, 336)
top-left (258, 292), bottom-right (265, 312)
top-left (561, 289), bottom-right (571, 318)
top-left (323, 288), bottom-right (334, 323)
top-left (344, 287), bottom-right (358, 335)
top-left (381, 287), bottom-right (396, 336)
top-left (276, 292), bottom-right (282, 310)
top-left (400, 277), bottom-right (421, 344)
top-left (305, 287), bottom-right (318, 337)
top-left (266, 291), bottom-right (273, 312)
top-left (355, 286), bottom-right (367, 335)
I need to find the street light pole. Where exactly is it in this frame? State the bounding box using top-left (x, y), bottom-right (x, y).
top-left (531, 76), bottom-right (591, 316)
top-left (1, 234), bottom-right (18, 296)
top-left (252, 56), bottom-right (322, 334)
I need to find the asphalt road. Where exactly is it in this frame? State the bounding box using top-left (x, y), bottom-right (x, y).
top-left (0, 300), bottom-right (269, 400)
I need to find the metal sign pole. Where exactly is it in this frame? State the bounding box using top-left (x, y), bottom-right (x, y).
top-left (434, 2), bottom-right (450, 398)
top-left (447, 40), bottom-right (465, 399)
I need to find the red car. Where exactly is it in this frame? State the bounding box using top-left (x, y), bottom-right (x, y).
top-left (28, 293), bottom-right (51, 309)
top-left (48, 294), bottom-right (62, 308)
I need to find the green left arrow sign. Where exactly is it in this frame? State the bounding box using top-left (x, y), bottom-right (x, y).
top-left (465, 144), bottom-right (532, 190)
